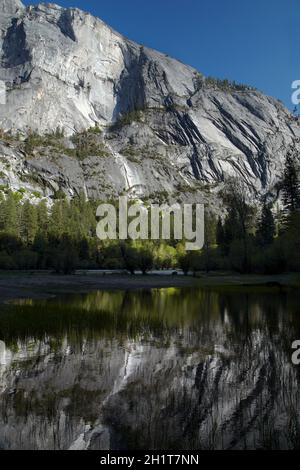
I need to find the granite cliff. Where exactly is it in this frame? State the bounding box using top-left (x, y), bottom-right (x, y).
top-left (0, 0), bottom-right (299, 203)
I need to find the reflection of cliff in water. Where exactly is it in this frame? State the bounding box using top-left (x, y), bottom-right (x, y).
top-left (0, 288), bottom-right (300, 450)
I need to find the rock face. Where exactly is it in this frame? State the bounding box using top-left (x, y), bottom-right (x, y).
top-left (0, 0), bottom-right (24, 15)
top-left (0, 0), bottom-right (300, 202)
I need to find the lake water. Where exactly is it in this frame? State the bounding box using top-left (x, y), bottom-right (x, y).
top-left (0, 286), bottom-right (300, 450)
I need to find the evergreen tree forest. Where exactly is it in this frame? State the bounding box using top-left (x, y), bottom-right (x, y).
top-left (0, 149), bottom-right (299, 275)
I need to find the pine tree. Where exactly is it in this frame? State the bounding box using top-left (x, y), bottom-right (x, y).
top-left (201, 210), bottom-right (217, 273)
top-left (20, 200), bottom-right (38, 244)
top-left (282, 150), bottom-right (300, 214)
top-left (49, 200), bottom-right (69, 238)
top-left (0, 191), bottom-right (20, 236)
top-left (36, 200), bottom-right (49, 234)
top-left (256, 204), bottom-right (276, 247)
top-left (223, 179), bottom-right (255, 272)
top-left (222, 208), bottom-right (240, 253)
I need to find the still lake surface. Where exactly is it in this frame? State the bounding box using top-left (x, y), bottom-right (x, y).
top-left (0, 286), bottom-right (300, 450)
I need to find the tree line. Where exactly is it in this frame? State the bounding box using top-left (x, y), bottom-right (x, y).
top-left (195, 146), bottom-right (300, 274)
top-left (0, 147), bottom-right (299, 275)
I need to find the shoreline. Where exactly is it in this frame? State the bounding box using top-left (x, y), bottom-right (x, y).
top-left (0, 271), bottom-right (299, 304)
top-left (0, 271), bottom-right (198, 304)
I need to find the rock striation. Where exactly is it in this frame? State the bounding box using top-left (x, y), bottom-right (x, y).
top-left (0, 0), bottom-right (299, 202)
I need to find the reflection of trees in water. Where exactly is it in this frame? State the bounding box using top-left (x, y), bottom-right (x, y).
top-left (0, 288), bottom-right (299, 449)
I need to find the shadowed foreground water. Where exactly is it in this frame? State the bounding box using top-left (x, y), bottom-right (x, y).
top-left (0, 287), bottom-right (300, 450)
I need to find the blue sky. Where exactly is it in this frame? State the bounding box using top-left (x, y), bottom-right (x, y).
top-left (23, 0), bottom-right (299, 109)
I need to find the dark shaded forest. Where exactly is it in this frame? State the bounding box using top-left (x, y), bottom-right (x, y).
top-left (0, 148), bottom-right (299, 275)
